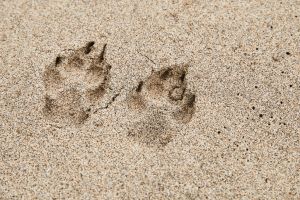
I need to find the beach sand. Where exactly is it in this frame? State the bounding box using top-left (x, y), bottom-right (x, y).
top-left (0, 0), bottom-right (299, 199)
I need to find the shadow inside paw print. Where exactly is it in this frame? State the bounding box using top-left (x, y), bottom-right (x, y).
top-left (43, 42), bottom-right (111, 126)
top-left (127, 110), bottom-right (174, 147)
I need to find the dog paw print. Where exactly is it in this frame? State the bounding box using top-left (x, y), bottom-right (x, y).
top-left (127, 64), bottom-right (196, 146)
top-left (43, 42), bottom-right (111, 125)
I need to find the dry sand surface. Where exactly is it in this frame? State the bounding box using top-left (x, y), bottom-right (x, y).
top-left (0, 0), bottom-right (300, 199)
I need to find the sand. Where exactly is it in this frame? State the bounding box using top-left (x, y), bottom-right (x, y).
top-left (0, 0), bottom-right (299, 199)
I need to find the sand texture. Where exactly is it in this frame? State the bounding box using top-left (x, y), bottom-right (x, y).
top-left (0, 0), bottom-right (300, 199)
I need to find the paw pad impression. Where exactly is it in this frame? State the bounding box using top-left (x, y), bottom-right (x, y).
top-left (43, 42), bottom-right (111, 125)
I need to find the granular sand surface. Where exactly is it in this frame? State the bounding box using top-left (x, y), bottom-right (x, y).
top-left (0, 0), bottom-right (300, 199)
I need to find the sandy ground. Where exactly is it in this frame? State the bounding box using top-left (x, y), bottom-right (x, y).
top-left (0, 0), bottom-right (300, 199)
